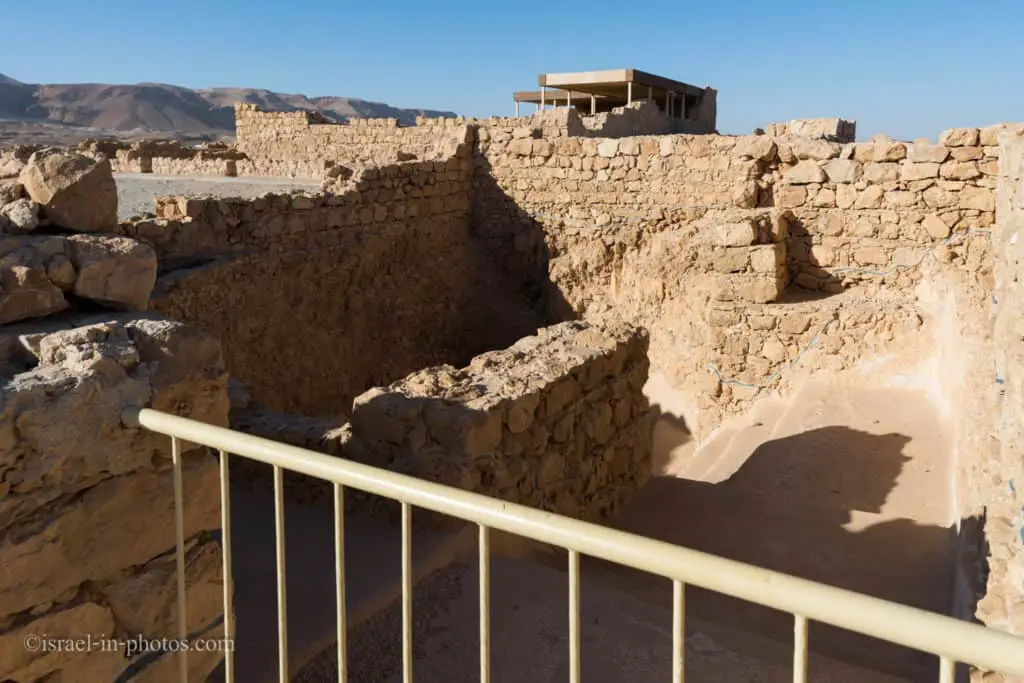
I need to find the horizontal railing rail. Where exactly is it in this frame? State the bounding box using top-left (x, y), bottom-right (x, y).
top-left (126, 407), bottom-right (1024, 683)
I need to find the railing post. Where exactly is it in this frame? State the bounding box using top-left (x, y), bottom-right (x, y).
top-left (334, 483), bottom-right (348, 683)
top-left (569, 549), bottom-right (581, 683)
top-left (793, 614), bottom-right (808, 683)
top-left (219, 450), bottom-right (235, 682)
top-left (273, 466), bottom-right (289, 682)
top-left (171, 437), bottom-right (189, 683)
top-left (939, 657), bottom-right (955, 683)
top-left (402, 502), bottom-right (413, 683)
top-left (479, 524), bottom-right (491, 683)
top-left (673, 580), bottom-right (685, 683)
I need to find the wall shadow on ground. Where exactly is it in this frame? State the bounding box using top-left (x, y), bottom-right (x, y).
top-left (584, 425), bottom-right (955, 681)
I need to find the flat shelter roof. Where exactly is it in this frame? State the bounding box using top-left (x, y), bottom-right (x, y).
top-left (512, 90), bottom-right (608, 105)
top-left (537, 69), bottom-right (706, 99)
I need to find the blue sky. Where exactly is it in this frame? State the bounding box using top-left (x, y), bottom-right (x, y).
top-left (3, 0), bottom-right (1021, 140)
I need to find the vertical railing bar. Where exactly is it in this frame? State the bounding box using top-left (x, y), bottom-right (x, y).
top-left (274, 465), bottom-right (289, 683)
top-left (793, 613), bottom-right (808, 683)
top-left (402, 502), bottom-right (413, 683)
top-left (569, 549), bottom-right (581, 683)
top-left (334, 483), bottom-right (348, 683)
top-left (938, 656), bottom-right (955, 683)
top-left (218, 449), bottom-right (235, 683)
top-left (479, 524), bottom-right (491, 683)
top-left (171, 436), bottom-right (189, 683)
top-left (672, 580), bottom-right (685, 683)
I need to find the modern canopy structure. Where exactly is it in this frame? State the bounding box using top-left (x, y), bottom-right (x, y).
top-left (512, 68), bottom-right (716, 129)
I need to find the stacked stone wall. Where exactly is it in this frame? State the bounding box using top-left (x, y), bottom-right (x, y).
top-left (120, 149), bottom-right (545, 417)
top-left (969, 131), bottom-right (1024, 665)
top-left (233, 103), bottom-right (471, 170)
top-left (347, 319), bottom-right (653, 523)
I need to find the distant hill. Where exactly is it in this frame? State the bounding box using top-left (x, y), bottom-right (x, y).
top-left (0, 75), bottom-right (456, 145)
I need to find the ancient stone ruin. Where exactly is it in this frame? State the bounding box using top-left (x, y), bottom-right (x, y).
top-left (1, 100), bottom-right (1023, 682)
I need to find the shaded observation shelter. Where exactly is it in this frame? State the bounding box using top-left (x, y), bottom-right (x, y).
top-left (512, 68), bottom-right (716, 128)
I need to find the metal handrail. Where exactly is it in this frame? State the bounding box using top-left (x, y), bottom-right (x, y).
top-left (127, 407), bottom-right (1024, 679)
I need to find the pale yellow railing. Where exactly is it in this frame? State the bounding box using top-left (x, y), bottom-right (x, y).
top-left (127, 408), bottom-right (1024, 683)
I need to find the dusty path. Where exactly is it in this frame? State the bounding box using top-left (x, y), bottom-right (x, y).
top-left (291, 378), bottom-right (954, 683)
top-left (594, 378), bottom-right (956, 680)
top-left (115, 173), bottom-right (320, 221)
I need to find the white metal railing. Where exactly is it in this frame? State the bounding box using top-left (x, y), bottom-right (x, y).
top-left (127, 408), bottom-right (1024, 683)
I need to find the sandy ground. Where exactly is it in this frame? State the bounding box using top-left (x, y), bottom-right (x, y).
top-left (115, 173), bottom-right (320, 221)
top-left (287, 378), bottom-right (954, 683)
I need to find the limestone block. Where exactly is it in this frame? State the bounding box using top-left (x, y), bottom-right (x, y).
top-left (922, 213), bottom-right (952, 239)
top-left (0, 198), bottom-right (41, 234)
top-left (940, 161), bottom-right (981, 180)
top-left (854, 186), bottom-right (885, 209)
top-left (712, 248), bottom-right (750, 273)
top-left (939, 127), bottom-right (981, 147)
top-left (0, 257), bottom-right (68, 324)
top-left (863, 162), bottom-right (899, 183)
top-left (853, 140), bottom-right (907, 162)
top-left (714, 274), bottom-right (785, 303)
top-left (908, 141), bottom-right (950, 164)
top-left (733, 135), bottom-right (777, 161)
top-left (783, 160), bottom-right (827, 185)
top-left (597, 140), bottom-right (619, 158)
top-left (823, 159), bottom-right (860, 183)
top-left (0, 156), bottom-right (25, 179)
top-left (749, 244), bottom-right (786, 274)
top-left (950, 147), bottom-right (984, 162)
top-left (924, 185), bottom-right (958, 208)
top-left (709, 221), bottom-right (756, 247)
top-left (790, 138), bottom-right (840, 161)
top-left (960, 186), bottom-right (995, 212)
top-left (900, 162), bottom-right (940, 181)
top-left (19, 150), bottom-right (118, 232)
top-left (0, 181), bottom-right (24, 205)
top-left (775, 185), bottom-right (807, 208)
top-left (854, 246), bottom-right (889, 266)
top-left (66, 234), bottom-right (157, 310)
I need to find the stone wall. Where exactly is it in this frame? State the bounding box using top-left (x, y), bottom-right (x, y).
top-left (970, 131), bottom-right (1024, 663)
top-left (0, 151), bottom-right (230, 682)
top-left (234, 103), bottom-right (471, 171)
top-left (347, 318), bottom-right (653, 523)
top-left (0, 314), bottom-right (229, 683)
top-left (468, 121), bottom-right (1020, 435)
top-left (121, 151), bottom-right (545, 417)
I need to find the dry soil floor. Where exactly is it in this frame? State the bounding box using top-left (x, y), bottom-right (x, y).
top-left (287, 377), bottom-right (955, 683)
top-left (115, 173), bottom-right (320, 221)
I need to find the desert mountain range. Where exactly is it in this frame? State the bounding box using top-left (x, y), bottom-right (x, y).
top-left (0, 73), bottom-right (456, 145)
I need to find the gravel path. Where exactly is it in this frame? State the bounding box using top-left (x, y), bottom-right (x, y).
top-left (115, 173), bottom-right (320, 221)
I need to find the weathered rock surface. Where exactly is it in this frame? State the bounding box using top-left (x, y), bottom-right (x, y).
top-left (0, 234), bottom-right (156, 323)
top-left (0, 198), bottom-right (40, 234)
top-left (18, 149), bottom-right (118, 232)
top-left (0, 313), bottom-right (229, 682)
top-left (66, 234), bottom-right (157, 310)
top-left (0, 255), bottom-right (68, 324)
top-left (0, 314), bottom-right (229, 530)
top-left (349, 318), bottom-right (654, 523)
top-left (0, 181), bottom-right (23, 205)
